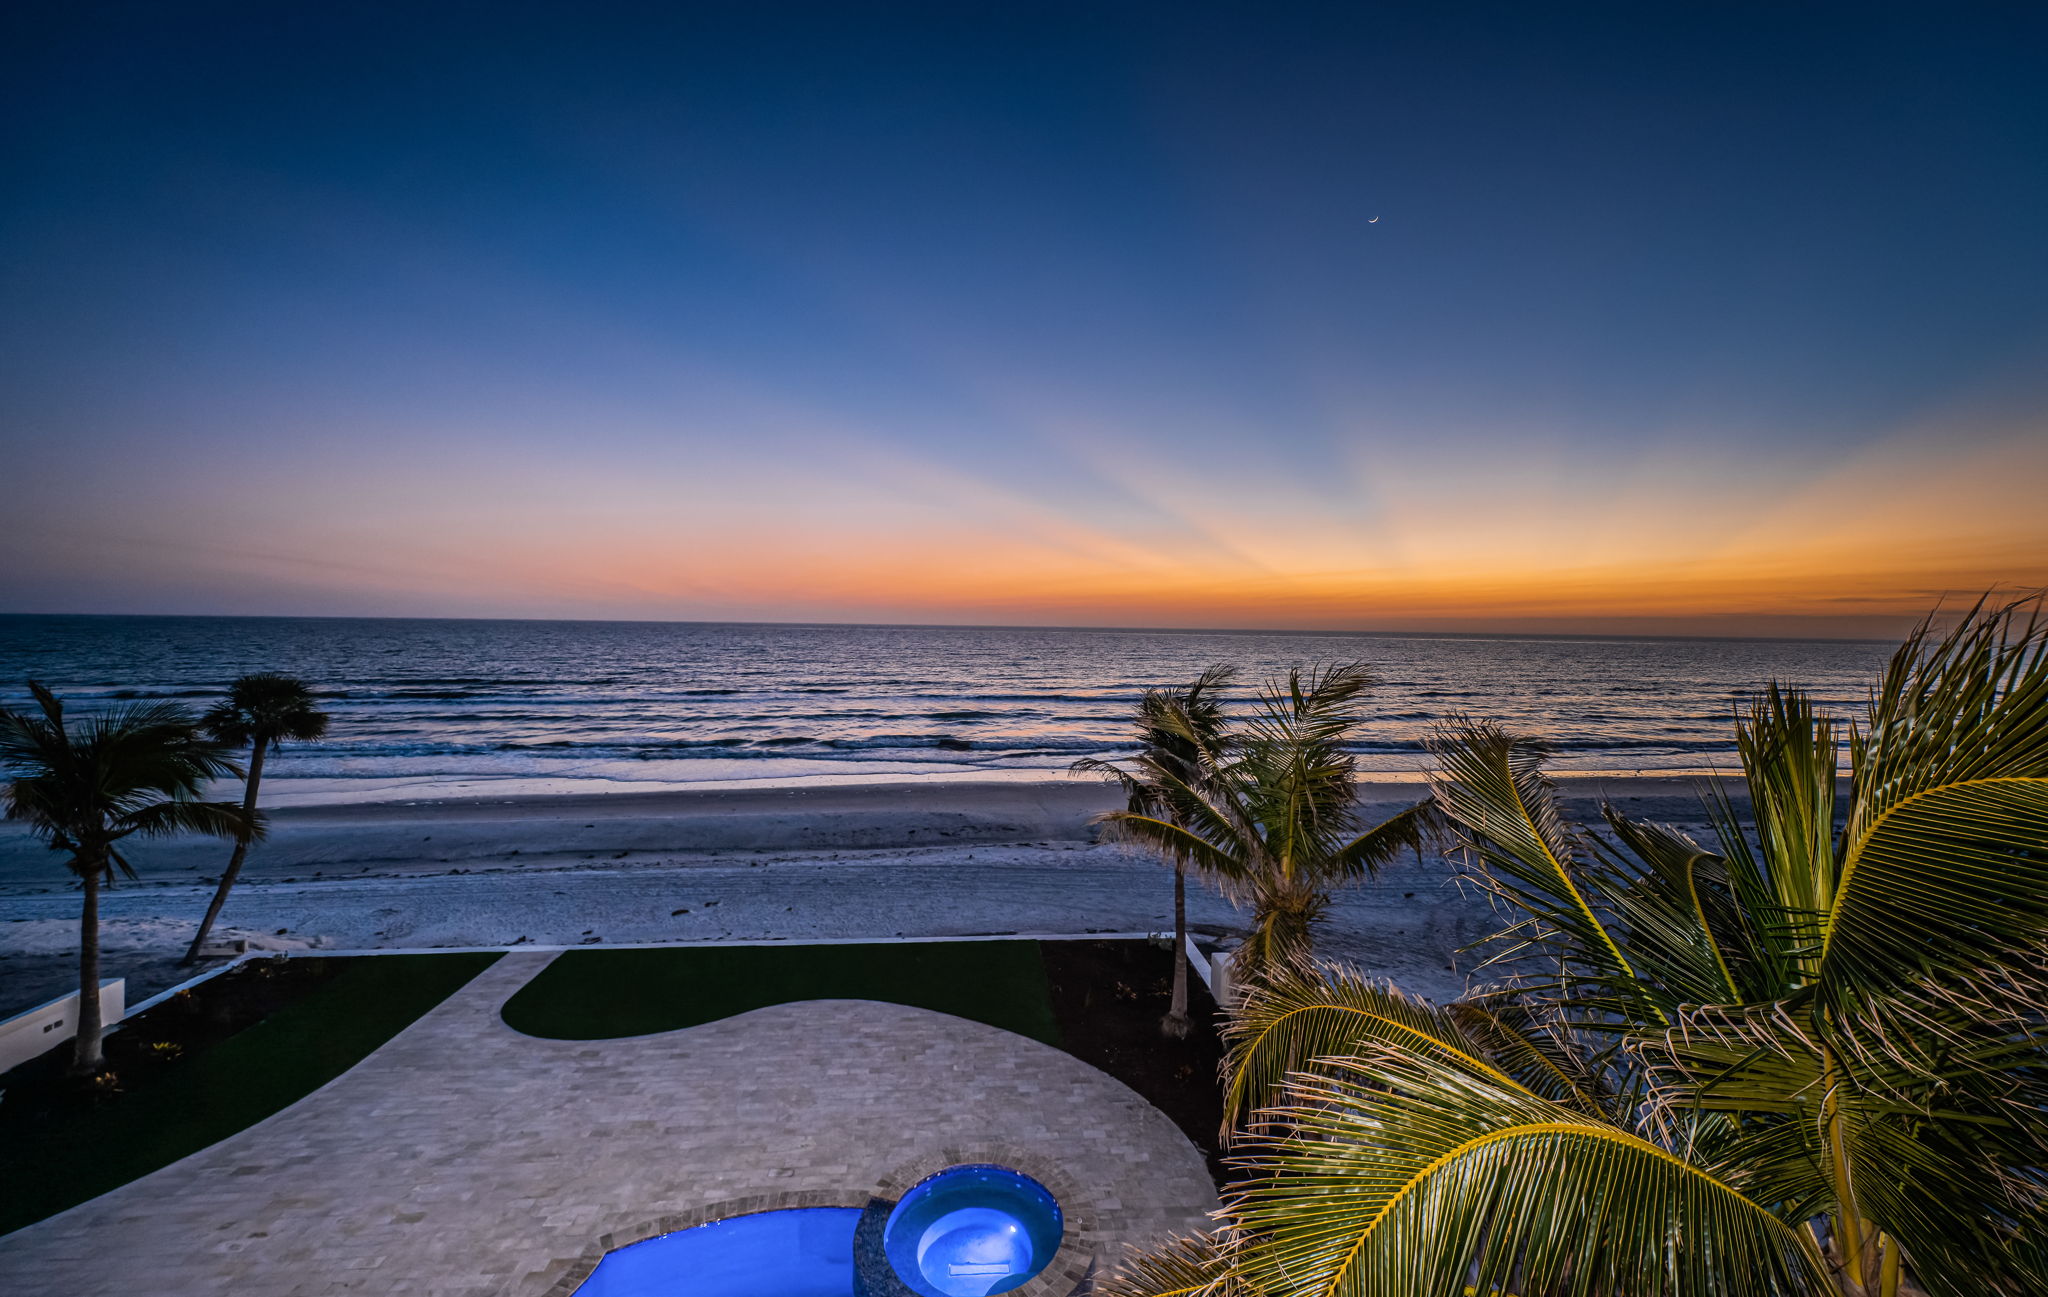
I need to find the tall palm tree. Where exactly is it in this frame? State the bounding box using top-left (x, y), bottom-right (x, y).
top-left (0, 683), bottom-right (251, 1076)
top-left (1104, 596), bottom-right (2048, 1297)
top-left (1087, 662), bottom-right (1436, 987)
top-left (182, 672), bottom-right (329, 965)
top-left (1075, 664), bottom-right (1236, 1036)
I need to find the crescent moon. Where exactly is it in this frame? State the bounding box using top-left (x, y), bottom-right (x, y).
top-left (1368, 216), bottom-right (1379, 223)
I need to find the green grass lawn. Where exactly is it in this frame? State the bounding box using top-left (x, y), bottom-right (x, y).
top-left (0, 952), bottom-right (499, 1237)
top-left (500, 940), bottom-right (1061, 1044)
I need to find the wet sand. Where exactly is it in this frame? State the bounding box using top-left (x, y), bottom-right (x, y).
top-left (0, 775), bottom-right (1745, 1015)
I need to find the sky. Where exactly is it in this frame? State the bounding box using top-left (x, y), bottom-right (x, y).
top-left (4, 1), bottom-right (2045, 638)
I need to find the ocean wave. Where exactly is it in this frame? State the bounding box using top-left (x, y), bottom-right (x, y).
top-left (7, 617), bottom-right (1890, 795)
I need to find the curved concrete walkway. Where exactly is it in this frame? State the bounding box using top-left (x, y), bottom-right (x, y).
top-left (0, 952), bottom-right (1216, 1296)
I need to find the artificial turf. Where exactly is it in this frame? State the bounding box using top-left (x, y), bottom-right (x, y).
top-left (499, 940), bottom-right (1062, 1044)
top-left (0, 952), bottom-right (500, 1238)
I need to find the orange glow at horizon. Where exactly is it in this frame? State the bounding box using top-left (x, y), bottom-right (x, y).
top-left (13, 393), bottom-right (2044, 638)
top-left (456, 420), bottom-right (2048, 636)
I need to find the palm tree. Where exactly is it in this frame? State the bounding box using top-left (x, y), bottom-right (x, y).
top-left (0, 683), bottom-right (252, 1076)
top-left (1075, 665), bottom-right (1236, 1036)
top-left (1085, 662), bottom-right (1436, 988)
top-left (182, 673), bottom-right (329, 965)
top-left (1103, 596), bottom-right (2048, 1297)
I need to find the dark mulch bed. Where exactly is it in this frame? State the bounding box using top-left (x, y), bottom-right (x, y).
top-left (0, 952), bottom-right (500, 1237)
top-left (503, 940), bottom-right (1059, 1043)
top-left (1, 955), bottom-right (351, 1113)
top-left (9, 956), bottom-right (354, 1094)
top-left (1043, 938), bottom-right (1228, 1184)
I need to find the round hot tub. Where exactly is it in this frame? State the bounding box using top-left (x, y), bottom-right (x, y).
top-left (882, 1165), bottom-right (1064, 1297)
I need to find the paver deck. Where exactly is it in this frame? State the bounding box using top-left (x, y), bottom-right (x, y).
top-left (0, 952), bottom-right (1217, 1295)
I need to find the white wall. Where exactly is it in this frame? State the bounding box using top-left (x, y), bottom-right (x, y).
top-left (0, 980), bottom-right (125, 1074)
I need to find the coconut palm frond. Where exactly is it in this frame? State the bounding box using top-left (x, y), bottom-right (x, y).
top-left (1844, 1105), bottom-right (2048, 1297)
top-left (1324, 799), bottom-right (1439, 881)
top-left (0, 695), bottom-right (66, 766)
top-left (202, 671), bottom-right (332, 748)
top-left (1850, 594), bottom-right (2048, 845)
top-left (1097, 809), bottom-right (1257, 888)
top-left (117, 797), bottom-right (256, 843)
top-left (1447, 997), bottom-right (1613, 1118)
top-left (1822, 775), bottom-right (2048, 1031)
top-left (1698, 777), bottom-right (1808, 995)
top-left (1646, 1002), bottom-right (1830, 1118)
top-left (1816, 598), bottom-right (2048, 1052)
top-left (1098, 1232), bottom-right (1249, 1297)
top-left (1429, 720), bottom-right (1653, 1012)
top-left (1225, 1049), bottom-right (1834, 1297)
top-left (1644, 995), bottom-right (2048, 1295)
top-left (1136, 664), bottom-right (1236, 751)
top-left (1236, 664), bottom-right (1377, 876)
top-left (1596, 809), bottom-right (1759, 1005)
top-left (1730, 682), bottom-right (1841, 958)
top-left (1, 771), bottom-right (67, 835)
top-left (1072, 755), bottom-right (1148, 801)
top-left (1221, 958), bottom-right (1532, 1134)
top-left (1102, 1234), bottom-right (1239, 1297)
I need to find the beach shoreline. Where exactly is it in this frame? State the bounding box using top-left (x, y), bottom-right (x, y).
top-left (0, 774), bottom-right (1748, 1018)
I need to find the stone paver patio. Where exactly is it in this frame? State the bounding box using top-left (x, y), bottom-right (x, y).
top-left (0, 952), bottom-right (1216, 1296)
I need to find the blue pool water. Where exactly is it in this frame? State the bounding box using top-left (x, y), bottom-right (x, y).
top-left (570, 1166), bottom-right (1063, 1296)
top-left (574, 1207), bottom-right (860, 1296)
top-left (883, 1166), bottom-right (1064, 1297)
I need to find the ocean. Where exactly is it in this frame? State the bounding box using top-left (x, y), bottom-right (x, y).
top-left (0, 616), bottom-right (1894, 806)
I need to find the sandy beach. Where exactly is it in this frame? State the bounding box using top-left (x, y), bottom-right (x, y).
top-left (0, 774), bottom-right (1747, 1016)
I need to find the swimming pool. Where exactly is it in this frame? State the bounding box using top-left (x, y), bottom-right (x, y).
top-left (883, 1166), bottom-right (1064, 1297)
top-left (572, 1164), bottom-right (1066, 1296)
top-left (572, 1207), bottom-right (860, 1297)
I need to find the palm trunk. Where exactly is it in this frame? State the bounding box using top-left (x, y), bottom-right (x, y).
top-left (182, 739), bottom-right (265, 966)
top-left (71, 863), bottom-right (105, 1076)
top-left (1162, 862), bottom-right (1190, 1038)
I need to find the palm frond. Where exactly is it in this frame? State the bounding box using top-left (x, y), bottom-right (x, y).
top-left (1644, 997), bottom-right (2048, 1294)
top-left (1596, 809), bottom-right (1756, 1004)
top-left (1848, 594), bottom-right (2048, 851)
top-left (1324, 799), bottom-right (1438, 881)
top-left (116, 798), bottom-right (257, 842)
top-left (1236, 663), bottom-right (1376, 882)
top-left (1428, 720), bottom-right (1648, 1005)
top-left (1221, 958), bottom-right (1532, 1133)
top-left (1097, 810), bottom-right (1256, 888)
top-left (25, 680), bottom-right (65, 726)
top-left (1843, 1098), bottom-right (2048, 1297)
top-left (1815, 596), bottom-right (2048, 1055)
top-left (1823, 777), bottom-right (2048, 1025)
top-left (204, 672), bottom-right (331, 748)
top-left (1098, 1233), bottom-right (1248, 1297)
top-left (1225, 1048), bottom-right (1834, 1297)
top-left (1730, 683), bottom-right (1841, 968)
top-left (1447, 997), bottom-right (1614, 1118)
top-left (1698, 778), bottom-right (1808, 995)
top-left (1, 684), bottom-right (246, 865)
